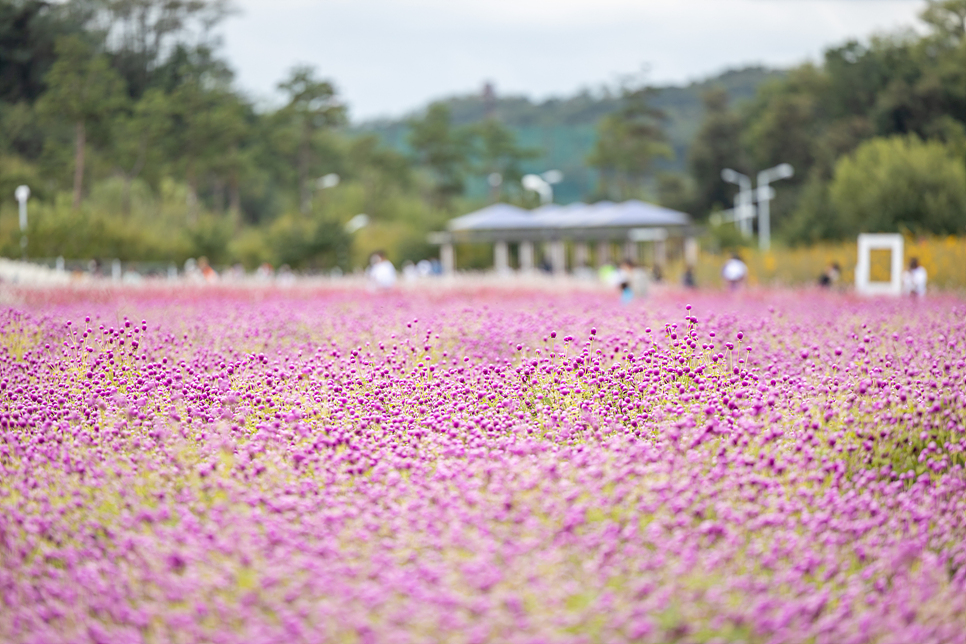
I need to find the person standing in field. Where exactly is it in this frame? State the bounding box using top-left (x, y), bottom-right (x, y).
top-left (721, 252), bottom-right (747, 291)
top-left (902, 257), bottom-right (927, 296)
top-left (819, 262), bottom-right (841, 288)
top-left (369, 251), bottom-right (397, 289)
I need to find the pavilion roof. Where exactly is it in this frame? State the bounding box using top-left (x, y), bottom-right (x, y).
top-left (445, 200), bottom-right (692, 242)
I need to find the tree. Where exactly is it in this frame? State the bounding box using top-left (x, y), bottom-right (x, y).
top-left (345, 134), bottom-right (410, 214)
top-left (587, 79), bottom-right (671, 200)
top-left (0, 0), bottom-right (86, 104)
top-left (829, 135), bottom-right (966, 236)
top-left (407, 102), bottom-right (472, 208)
top-left (277, 65), bottom-right (345, 214)
top-left (110, 87), bottom-right (169, 215)
top-left (96, 0), bottom-right (235, 98)
top-left (920, 0), bottom-right (966, 44)
top-left (470, 118), bottom-right (537, 200)
top-left (36, 35), bottom-right (126, 209)
top-left (687, 88), bottom-right (744, 217)
top-left (158, 43), bottom-right (241, 221)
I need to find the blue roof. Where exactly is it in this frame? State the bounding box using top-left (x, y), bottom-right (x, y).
top-left (448, 200), bottom-right (690, 235)
top-left (447, 203), bottom-right (533, 231)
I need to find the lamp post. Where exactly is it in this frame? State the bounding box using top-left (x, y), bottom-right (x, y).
top-left (317, 173), bottom-right (340, 190)
top-left (721, 169), bottom-right (753, 237)
top-left (522, 174), bottom-right (551, 204)
top-left (756, 163), bottom-right (793, 251)
top-left (522, 169), bottom-right (563, 205)
top-left (15, 185), bottom-right (29, 259)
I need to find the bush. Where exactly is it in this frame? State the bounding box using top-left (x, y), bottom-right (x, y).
top-left (829, 136), bottom-right (966, 236)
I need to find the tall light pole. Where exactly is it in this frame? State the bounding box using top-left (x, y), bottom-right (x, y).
top-left (15, 185), bottom-right (29, 260)
top-left (522, 170), bottom-right (563, 205)
top-left (721, 169), bottom-right (753, 237)
top-left (756, 163), bottom-right (793, 251)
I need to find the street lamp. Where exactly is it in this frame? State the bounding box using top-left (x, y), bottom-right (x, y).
top-left (522, 170), bottom-right (562, 205)
top-left (522, 174), bottom-right (551, 204)
top-left (15, 185), bottom-right (29, 259)
top-left (317, 173), bottom-right (340, 190)
top-left (344, 213), bottom-right (369, 234)
top-left (756, 163), bottom-right (793, 251)
top-left (721, 169), bottom-right (754, 237)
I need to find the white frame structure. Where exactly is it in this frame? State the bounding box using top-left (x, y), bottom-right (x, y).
top-left (855, 233), bottom-right (904, 296)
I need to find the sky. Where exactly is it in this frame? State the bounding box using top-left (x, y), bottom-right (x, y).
top-left (219, 0), bottom-right (925, 122)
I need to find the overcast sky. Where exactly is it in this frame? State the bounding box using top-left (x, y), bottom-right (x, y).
top-left (219, 0), bottom-right (925, 122)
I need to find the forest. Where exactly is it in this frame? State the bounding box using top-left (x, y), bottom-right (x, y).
top-left (0, 0), bottom-right (964, 270)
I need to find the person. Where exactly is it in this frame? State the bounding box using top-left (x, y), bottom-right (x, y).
top-left (369, 251), bottom-right (396, 289)
top-left (616, 260), bottom-right (634, 304)
top-left (402, 260), bottom-right (418, 281)
top-left (598, 262), bottom-right (618, 288)
top-left (682, 265), bottom-right (696, 289)
top-left (721, 252), bottom-right (747, 290)
top-left (902, 257), bottom-right (927, 296)
top-left (197, 256), bottom-right (218, 283)
top-left (819, 262), bottom-right (841, 288)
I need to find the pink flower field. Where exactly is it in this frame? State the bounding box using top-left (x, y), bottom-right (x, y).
top-left (1, 288), bottom-right (965, 644)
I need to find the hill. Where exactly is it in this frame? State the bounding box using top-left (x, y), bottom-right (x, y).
top-left (356, 66), bottom-right (784, 204)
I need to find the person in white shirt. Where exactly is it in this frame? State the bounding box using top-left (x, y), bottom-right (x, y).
top-left (721, 253), bottom-right (748, 291)
top-left (902, 257), bottom-right (927, 296)
top-left (369, 251), bottom-right (397, 289)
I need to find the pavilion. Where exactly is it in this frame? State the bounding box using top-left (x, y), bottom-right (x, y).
top-left (429, 200), bottom-right (698, 275)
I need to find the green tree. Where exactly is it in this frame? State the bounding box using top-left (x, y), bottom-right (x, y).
top-left (920, 0), bottom-right (966, 43)
top-left (407, 102), bottom-right (472, 208)
top-left (587, 80), bottom-right (671, 200)
top-left (36, 35), bottom-right (126, 209)
top-left (277, 65), bottom-right (346, 214)
top-left (470, 118), bottom-right (537, 200)
top-left (159, 45), bottom-right (242, 221)
top-left (687, 88), bottom-right (744, 217)
top-left (345, 134), bottom-right (410, 214)
top-left (0, 0), bottom-right (85, 104)
top-left (110, 87), bottom-right (169, 215)
top-left (828, 135), bottom-right (966, 236)
top-left (96, 0), bottom-right (235, 98)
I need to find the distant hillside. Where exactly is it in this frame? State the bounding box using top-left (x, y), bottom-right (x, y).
top-left (356, 66), bottom-right (784, 204)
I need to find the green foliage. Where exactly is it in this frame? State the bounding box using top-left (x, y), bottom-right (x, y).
top-left (360, 67), bottom-right (782, 204)
top-left (587, 80), bottom-right (672, 200)
top-left (264, 213), bottom-right (348, 270)
top-left (0, 0), bottom-right (86, 104)
top-left (687, 88), bottom-right (744, 218)
top-left (35, 35), bottom-right (127, 207)
top-left (656, 173), bottom-right (695, 215)
top-left (828, 135), bottom-right (966, 236)
top-left (716, 0), bottom-right (966, 240)
top-left (470, 118), bottom-right (538, 200)
top-left (277, 65), bottom-right (346, 214)
top-left (407, 103), bottom-right (474, 208)
top-left (4, 0), bottom-right (965, 270)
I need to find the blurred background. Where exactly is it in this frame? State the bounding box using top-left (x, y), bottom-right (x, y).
top-left (0, 0), bottom-right (963, 283)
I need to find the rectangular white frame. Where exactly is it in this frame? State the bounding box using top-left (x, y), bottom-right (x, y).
top-left (855, 233), bottom-right (903, 296)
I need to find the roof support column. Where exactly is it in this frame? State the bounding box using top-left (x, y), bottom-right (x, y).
top-left (441, 243), bottom-right (455, 276)
top-left (684, 236), bottom-right (699, 267)
top-left (654, 239), bottom-right (666, 270)
top-left (550, 240), bottom-right (566, 276)
top-left (494, 241), bottom-right (509, 275)
top-left (574, 242), bottom-right (589, 268)
top-left (596, 241), bottom-right (610, 268)
top-left (519, 242), bottom-right (534, 273)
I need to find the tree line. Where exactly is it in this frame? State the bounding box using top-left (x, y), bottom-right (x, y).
top-left (0, 0), bottom-right (963, 268)
top-left (674, 0), bottom-right (966, 245)
top-left (0, 0), bottom-right (538, 268)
